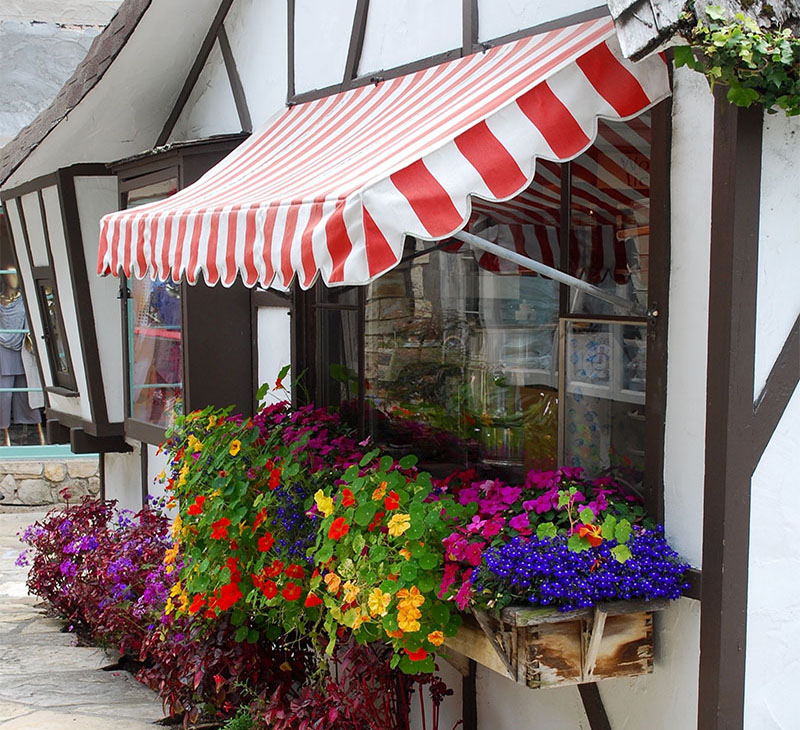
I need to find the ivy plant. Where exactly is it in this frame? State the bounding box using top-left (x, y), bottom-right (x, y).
top-left (675, 5), bottom-right (800, 115)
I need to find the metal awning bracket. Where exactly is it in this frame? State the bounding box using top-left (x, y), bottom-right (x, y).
top-left (452, 230), bottom-right (645, 316)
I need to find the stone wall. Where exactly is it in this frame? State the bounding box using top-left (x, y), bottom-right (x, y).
top-left (0, 458), bottom-right (99, 505)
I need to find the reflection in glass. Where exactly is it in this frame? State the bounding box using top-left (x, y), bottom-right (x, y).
top-left (363, 240), bottom-right (559, 473)
top-left (38, 282), bottom-right (70, 374)
top-left (126, 178), bottom-right (182, 428)
top-left (128, 278), bottom-right (182, 428)
top-left (563, 321), bottom-right (646, 486)
top-left (569, 113), bottom-right (651, 316)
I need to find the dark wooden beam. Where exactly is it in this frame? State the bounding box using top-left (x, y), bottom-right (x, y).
top-left (462, 659), bottom-right (477, 730)
top-left (752, 314), bottom-right (800, 470)
top-left (156, 0), bottom-right (236, 147)
top-left (698, 88), bottom-right (763, 730)
top-left (462, 0), bottom-right (479, 55)
top-left (218, 24), bottom-right (252, 133)
top-left (70, 427), bottom-right (131, 454)
top-left (287, 0), bottom-right (296, 101)
top-left (343, 0), bottom-right (369, 87)
top-left (578, 683), bottom-right (612, 730)
top-left (45, 419), bottom-right (71, 445)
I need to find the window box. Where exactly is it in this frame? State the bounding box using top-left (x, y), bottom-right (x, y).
top-left (445, 599), bottom-right (667, 688)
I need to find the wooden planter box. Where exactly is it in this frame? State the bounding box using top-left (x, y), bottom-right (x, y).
top-left (443, 599), bottom-right (667, 688)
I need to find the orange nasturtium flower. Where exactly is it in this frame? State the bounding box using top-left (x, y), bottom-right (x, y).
top-left (341, 488), bottom-right (356, 508)
top-left (372, 481), bottom-right (387, 501)
top-left (187, 495), bottom-right (205, 515)
top-left (328, 517), bottom-right (350, 541)
top-left (397, 586), bottom-right (425, 609)
top-left (324, 572), bottom-right (342, 595)
top-left (304, 592), bottom-right (323, 607)
top-left (384, 490), bottom-right (400, 511)
top-left (386, 628), bottom-right (404, 639)
top-left (229, 439), bottom-right (242, 456)
top-left (578, 523), bottom-right (604, 548)
top-left (387, 513), bottom-right (411, 537)
top-left (427, 631), bottom-right (445, 646)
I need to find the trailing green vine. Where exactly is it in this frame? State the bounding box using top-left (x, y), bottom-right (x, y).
top-left (674, 5), bottom-right (800, 115)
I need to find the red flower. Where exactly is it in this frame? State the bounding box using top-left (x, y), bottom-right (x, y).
top-left (229, 540), bottom-right (239, 552)
top-left (216, 582), bottom-right (243, 611)
top-left (226, 557), bottom-right (241, 583)
top-left (204, 608), bottom-right (217, 619)
top-left (285, 563), bottom-right (305, 579)
top-left (405, 648), bottom-right (428, 661)
top-left (578, 524), bottom-right (603, 548)
top-left (304, 592), bottom-right (323, 607)
top-left (187, 495), bottom-right (206, 515)
top-left (269, 469), bottom-right (281, 490)
top-left (341, 488), bottom-right (356, 507)
top-left (211, 517), bottom-right (231, 540)
top-left (367, 510), bottom-right (385, 533)
top-left (259, 580), bottom-right (278, 599)
top-left (328, 517), bottom-right (350, 541)
top-left (384, 491), bottom-right (400, 511)
top-left (282, 582), bottom-right (302, 601)
top-left (264, 559), bottom-right (284, 578)
top-left (188, 594), bottom-right (206, 615)
top-left (258, 533), bottom-right (275, 552)
top-left (253, 508), bottom-right (268, 532)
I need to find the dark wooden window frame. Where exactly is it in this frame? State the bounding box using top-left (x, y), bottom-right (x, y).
top-left (112, 135), bottom-right (252, 446)
top-left (287, 1), bottom-right (609, 104)
top-left (11, 194), bottom-right (78, 393)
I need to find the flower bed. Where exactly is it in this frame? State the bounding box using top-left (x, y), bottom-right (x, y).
top-left (20, 384), bottom-right (689, 723)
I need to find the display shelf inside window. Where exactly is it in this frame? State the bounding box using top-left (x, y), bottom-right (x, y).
top-left (124, 178), bottom-right (182, 429)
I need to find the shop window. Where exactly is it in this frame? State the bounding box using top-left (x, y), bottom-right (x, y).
top-left (35, 277), bottom-right (75, 389)
top-left (311, 111), bottom-right (657, 489)
top-left (123, 176), bottom-right (182, 430)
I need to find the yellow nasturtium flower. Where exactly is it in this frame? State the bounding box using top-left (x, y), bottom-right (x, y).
top-left (342, 580), bottom-right (360, 604)
top-left (187, 434), bottom-right (203, 452)
top-left (387, 513), bottom-right (411, 537)
top-left (170, 515), bottom-right (182, 540)
top-left (208, 414), bottom-right (217, 429)
top-left (229, 439), bottom-right (242, 456)
top-left (367, 588), bottom-right (391, 617)
top-left (397, 605), bottom-right (421, 633)
top-left (314, 489), bottom-right (334, 518)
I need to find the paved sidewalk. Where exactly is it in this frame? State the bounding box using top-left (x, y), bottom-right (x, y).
top-left (0, 509), bottom-right (165, 729)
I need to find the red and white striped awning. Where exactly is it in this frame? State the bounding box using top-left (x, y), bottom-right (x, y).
top-left (97, 17), bottom-right (670, 290)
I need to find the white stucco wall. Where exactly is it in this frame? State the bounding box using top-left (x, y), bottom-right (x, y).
top-left (170, 42), bottom-right (241, 142)
top-left (256, 305), bottom-right (291, 396)
top-left (743, 110), bottom-right (800, 730)
top-left (754, 112), bottom-right (800, 398)
top-left (146, 443), bottom-right (171, 504)
top-left (41, 184), bottom-right (93, 422)
top-left (74, 175), bottom-right (125, 424)
top-left (223, 0), bottom-right (287, 131)
top-left (477, 0), bottom-right (604, 42)
top-left (745, 387), bottom-right (800, 730)
top-left (358, 0), bottom-right (461, 76)
top-left (662, 67), bottom-right (714, 570)
top-left (294, 0), bottom-right (355, 93)
top-left (103, 443), bottom-right (143, 513)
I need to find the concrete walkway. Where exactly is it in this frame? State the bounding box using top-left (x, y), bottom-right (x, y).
top-left (0, 509), bottom-right (165, 729)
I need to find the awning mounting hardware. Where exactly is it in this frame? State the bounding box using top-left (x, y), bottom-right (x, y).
top-left (452, 230), bottom-right (646, 317)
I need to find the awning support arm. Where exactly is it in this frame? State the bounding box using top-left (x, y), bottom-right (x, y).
top-left (452, 230), bottom-right (645, 316)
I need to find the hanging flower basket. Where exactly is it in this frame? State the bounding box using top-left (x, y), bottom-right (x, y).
top-left (444, 598), bottom-right (666, 688)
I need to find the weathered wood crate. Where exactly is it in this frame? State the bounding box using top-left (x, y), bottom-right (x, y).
top-left (443, 599), bottom-right (667, 688)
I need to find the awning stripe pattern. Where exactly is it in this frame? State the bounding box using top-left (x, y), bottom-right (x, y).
top-left (97, 17), bottom-right (670, 290)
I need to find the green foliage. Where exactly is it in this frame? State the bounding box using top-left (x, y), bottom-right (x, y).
top-left (675, 6), bottom-right (800, 115)
top-left (222, 709), bottom-right (254, 730)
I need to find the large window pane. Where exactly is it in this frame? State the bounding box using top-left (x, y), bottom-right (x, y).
top-left (569, 113), bottom-right (651, 316)
top-left (128, 278), bottom-right (182, 427)
top-left (38, 280), bottom-right (70, 376)
top-left (125, 177), bottom-right (181, 428)
top-left (562, 320), bottom-right (646, 485)
top-left (364, 240), bottom-right (559, 473)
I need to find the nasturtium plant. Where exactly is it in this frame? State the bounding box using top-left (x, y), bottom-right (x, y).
top-left (675, 6), bottom-right (800, 115)
top-left (309, 453), bottom-right (464, 674)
